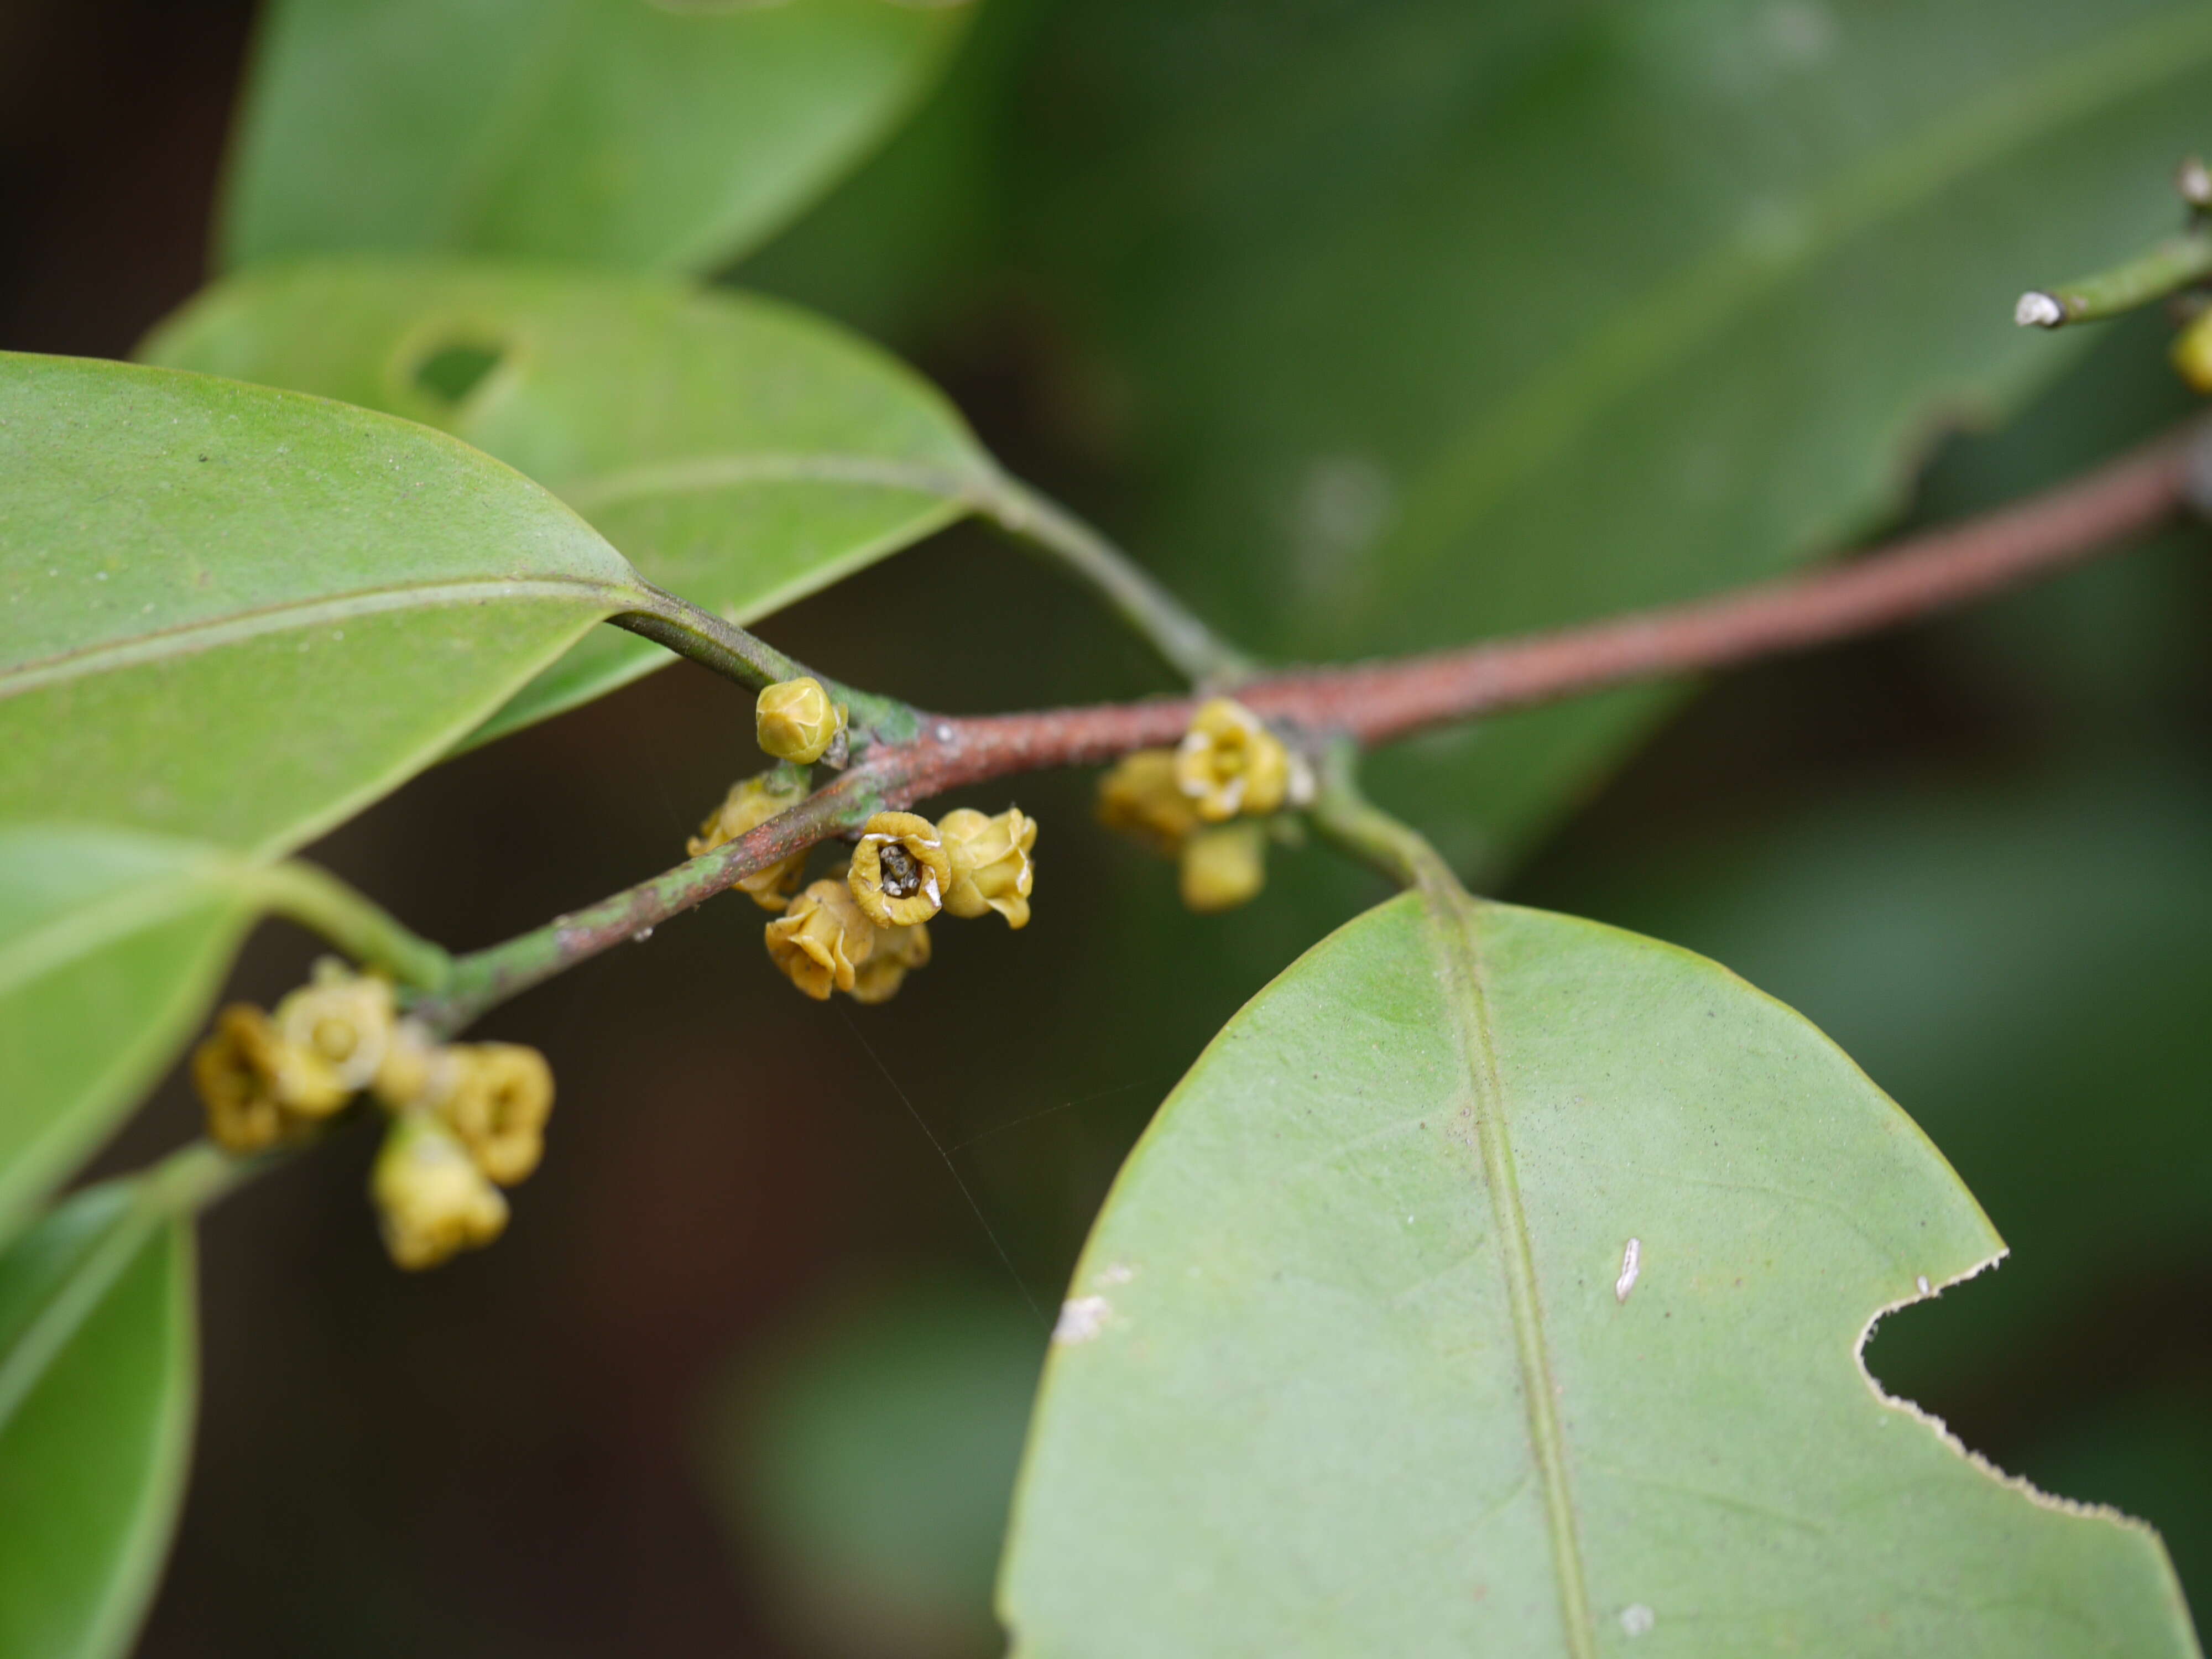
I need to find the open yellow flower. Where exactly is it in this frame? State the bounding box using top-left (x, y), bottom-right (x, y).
top-left (1175, 698), bottom-right (1292, 822)
top-left (847, 811), bottom-right (952, 927)
top-left (938, 806), bottom-right (1037, 928)
top-left (371, 1113), bottom-right (509, 1271)
top-left (688, 771), bottom-right (810, 911)
top-left (192, 1004), bottom-right (350, 1154)
top-left (851, 921), bottom-right (931, 1004)
top-left (274, 961), bottom-right (396, 1092)
top-left (765, 878), bottom-right (876, 999)
top-left (437, 1042), bottom-right (556, 1186)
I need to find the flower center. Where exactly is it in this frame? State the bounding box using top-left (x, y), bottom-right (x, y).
top-left (878, 842), bottom-right (921, 899)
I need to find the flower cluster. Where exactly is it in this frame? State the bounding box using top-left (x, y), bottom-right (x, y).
top-left (190, 959), bottom-right (555, 1271)
top-left (743, 806), bottom-right (1036, 1003)
top-left (1095, 697), bottom-right (1309, 911)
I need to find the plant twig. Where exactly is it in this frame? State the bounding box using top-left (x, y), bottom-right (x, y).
top-left (979, 473), bottom-right (1258, 685)
top-left (2015, 232), bottom-right (2212, 327)
top-left (613, 584), bottom-right (917, 741)
top-left (428, 420), bottom-right (2202, 1032)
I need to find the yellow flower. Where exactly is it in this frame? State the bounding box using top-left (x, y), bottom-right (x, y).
top-left (1175, 698), bottom-right (1293, 822)
top-left (273, 961), bottom-right (395, 1092)
top-left (847, 811), bottom-right (953, 928)
top-left (851, 921), bottom-right (931, 1005)
top-left (1179, 822), bottom-right (1267, 913)
top-left (938, 806), bottom-right (1038, 928)
top-left (436, 1043), bottom-right (555, 1187)
top-left (1095, 749), bottom-right (1200, 855)
top-left (191, 1004), bottom-right (349, 1154)
top-left (755, 676), bottom-right (846, 764)
top-left (371, 1113), bottom-right (509, 1271)
top-left (371, 1018), bottom-right (445, 1111)
top-left (688, 771), bottom-right (810, 911)
top-left (765, 878), bottom-right (876, 999)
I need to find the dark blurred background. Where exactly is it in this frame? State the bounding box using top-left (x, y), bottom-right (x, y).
top-left (7, 1), bottom-right (2209, 1653)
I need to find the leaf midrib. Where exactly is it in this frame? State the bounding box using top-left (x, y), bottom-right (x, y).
top-left (556, 450), bottom-right (991, 513)
top-left (1425, 888), bottom-right (1595, 1656)
top-left (0, 572), bottom-right (637, 699)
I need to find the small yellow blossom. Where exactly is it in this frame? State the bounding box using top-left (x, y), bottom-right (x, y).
top-left (1180, 822), bottom-right (1268, 913)
top-left (847, 811), bottom-right (952, 928)
top-left (192, 1004), bottom-right (349, 1154)
top-left (1095, 749), bottom-right (1201, 855)
top-left (765, 878), bottom-right (876, 999)
top-left (273, 961), bottom-right (395, 1092)
top-left (688, 771), bottom-right (809, 911)
top-left (938, 806), bottom-right (1038, 928)
top-left (755, 677), bottom-right (846, 764)
top-left (851, 921), bottom-right (931, 1005)
top-left (437, 1043), bottom-right (555, 1186)
top-left (371, 1113), bottom-right (509, 1271)
top-left (1175, 698), bottom-right (1293, 822)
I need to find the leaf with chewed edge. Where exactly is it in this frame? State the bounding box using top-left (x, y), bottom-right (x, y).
top-left (1001, 894), bottom-right (2199, 1656)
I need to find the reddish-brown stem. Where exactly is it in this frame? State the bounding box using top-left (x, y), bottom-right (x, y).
top-left (431, 421), bottom-right (2201, 1032)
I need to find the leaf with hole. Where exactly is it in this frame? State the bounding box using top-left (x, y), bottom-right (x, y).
top-left (1000, 894), bottom-right (2199, 1655)
top-left (0, 1178), bottom-right (198, 1659)
top-left (1007, 0), bottom-right (2212, 869)
top-left (0, 351), bottom-right (643, 852)
top-left (143, 260), bottom-right (999, 740)
top-left (221, 0), bottom-right (973, 275)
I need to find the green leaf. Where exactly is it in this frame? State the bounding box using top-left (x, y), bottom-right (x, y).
top-left (0, 351), bottom-right (641, 852)
top-left (142, 260), bottom-right (997, 739)
top-left (221, 0), bottom-right (973, 275)
top-left (0, 828), bottom-right (259, 1241)
top-left (1007, 0), bottom-right (2212, 868)
top-left (1001, 894), bottom-right (2198, 1653)
top-left (0, 1179), bottom-right (199, 1659)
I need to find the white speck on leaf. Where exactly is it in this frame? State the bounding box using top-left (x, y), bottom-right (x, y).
top-left (1097, 1262), bottom-right (1134, 1287)
top-left (1615, 1238), bottom-right (1642, 1303)
top-left (1053, 1295), bottom-right (1112, 1345)
top-left (2015, 290), bottom-right (2065, 328)
top-left (1916, 1274), bottom-right (1931, 1296)
top-left (1621, 1603), bottom-right (1655, 1637)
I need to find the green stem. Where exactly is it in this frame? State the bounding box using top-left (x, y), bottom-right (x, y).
top-left (2016, 232), bottom-right (2212, 327)
top-left (613, 584), bottom-right (917, 743)
top-left (980, 473), bottom-right (1258, 685)
top-left (414, 770), bottom-right (882, 1036)
top-left (251, 861), bottom-right (453, 990)
top-left (1303, 738), bottom-right (1458, 895)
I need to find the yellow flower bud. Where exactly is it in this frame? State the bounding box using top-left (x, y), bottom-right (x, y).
top-left (371, 1018), bottom-right (446, 1111)
top-left (273, 961), bottom-right (396, 1092)
top-left (755, 676), bottom-right (846, 764)
top-left (2174, 307), bottom-right (2212, 392)
top-left (938, 806), bottom-right (1038, 928)
top-left (436, 1043), bottom-right (555, 1187)
top-left (850, 921), bottom-right (931, 1005)
top-left (847, 811), bottom-right (953, 928)
top-left (765, 878), bottom-right (876, 999)
top-left (1175, 698), bottom-right (1293, 822)
top-left (1179, 821), bottom-right (1268, 913)
top-left (1096, 748), bottom-right (1201, 855)
top-left (191, 1004), bottom-right (350, 1154)
top-left (371, 1113), bottom-right (509, 1271)
top-left (688, 771), bottom-right (809, 911)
